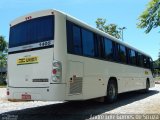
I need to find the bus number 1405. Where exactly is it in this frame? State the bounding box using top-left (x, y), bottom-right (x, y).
top-left (39, 41), bottom-right (51, 47)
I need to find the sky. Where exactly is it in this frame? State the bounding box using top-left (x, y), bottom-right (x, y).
top-left (0, 0), bottom-right (159, 60)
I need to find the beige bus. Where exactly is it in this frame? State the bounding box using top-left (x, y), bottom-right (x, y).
top-left (7, 9), bottom-right (154, 102)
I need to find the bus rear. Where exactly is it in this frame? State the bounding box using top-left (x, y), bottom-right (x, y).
top-left (7, 10), bottom-right (66, 101)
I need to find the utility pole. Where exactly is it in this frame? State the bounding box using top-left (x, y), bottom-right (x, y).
top-left (119, 27), bottom-right (126, 41)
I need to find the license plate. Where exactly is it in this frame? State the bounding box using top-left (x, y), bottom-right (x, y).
top-left (22, 94), bottom-right (31, 100)
top-left (17, 56), bottom-right (39, 65)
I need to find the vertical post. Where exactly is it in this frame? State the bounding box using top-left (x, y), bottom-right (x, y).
top-left (119, 27), bottom-right (126, 41)
top-left (122, 29), bottom-right (124, 41)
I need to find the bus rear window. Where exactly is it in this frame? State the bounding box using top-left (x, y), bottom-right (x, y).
top-left (9, 15), bottom-right (54, 48)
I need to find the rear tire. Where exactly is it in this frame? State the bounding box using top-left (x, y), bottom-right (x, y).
top-left (106, 80), bottom-right (118, 103)
top-left (145, 79), bottom-right (150, 93)
top-left (141, 79), bottom-right (150, 93)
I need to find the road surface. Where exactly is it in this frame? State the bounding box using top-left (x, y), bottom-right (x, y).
top-left (0, 84), bottom-right (160, 120)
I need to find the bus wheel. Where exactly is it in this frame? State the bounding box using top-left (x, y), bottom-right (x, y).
top-left (145, 79), bottom-right (150, 93)
top-left (106, 80), bottom-right (118, 103)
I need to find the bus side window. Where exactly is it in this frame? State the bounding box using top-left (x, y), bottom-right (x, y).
top-left (113, 42), bottom-right (119, 62)
top-left (66, 21), bottom-right (73, 53)
top-left (136, 52), bottom-right (140, 66)
top-left (150, 58), bottom-right (153, 70)
top-left (104, 38), bottom-right (114, 61)
top-left (72, 25), bottom-right (82, 55)
top-left (119, 45), bottom-right (127, 63)
top-left (130, 49), bottom-right (136, 65)
top-left (140, 53), bottom-right (144, 67)
top-left (126, 47), bottom-right (131, 64)
top-left (143, 56), bottom-right (148, 68)
top-left (94, 34), bottom-right (104, 59)
top-left (66, 21), bottom-right (82, 55)
top-left (136, 52), bottom-right (144, 67)
top-left (82, 28), bottom-right (95, 57)
top-left (147, 57), bottom-right (152, 69)
top-left (119, 45), bottom-right (127, 64)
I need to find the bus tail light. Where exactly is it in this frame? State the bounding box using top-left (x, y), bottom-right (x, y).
top-left (52, 69), bottom-right (57, 75)
top-left (52, 60), bottom-right (62, 82)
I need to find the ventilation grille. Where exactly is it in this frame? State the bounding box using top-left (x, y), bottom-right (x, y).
top-left (69, 77), bottom-right (82, 94)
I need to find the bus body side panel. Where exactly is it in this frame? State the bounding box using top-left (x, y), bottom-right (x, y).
top-left (65, 61), bottom-right (84, 100)
top-left (66, 54), bottom-right (154, 101)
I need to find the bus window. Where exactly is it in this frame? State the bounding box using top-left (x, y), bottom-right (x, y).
top-left (113, 42), bottom-right (119, 62)
top-left (130, 50), bottom-right (136, 65)
top-left (66, 21), bottom-right (73, 53)
top-left (104, 38), bottom-right (113, 61)
top-left (82, 29), bottom-right (95, 57)
top-left (150, 58), bottom-right (153, 70)
top-left (143, 56), bottom-right (148, 68)
top-left (137, 53), bottom-right (144, 67)
top-left (72, 25), bottom-right (82, 55)
top-left (119, 45), bottom-right (127, 63)
top-left (147, 57), bottom-right (151, 68)
top-left (126, 48), bottom-right (130, 64)
top-left (94, 34), bottom-right (104, 59)
top-left (9, 15), bottom-right (54, 48)
top-left (144, 56), bottom-right (151, 69)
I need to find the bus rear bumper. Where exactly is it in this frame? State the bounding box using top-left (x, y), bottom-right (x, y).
top-left (7, 84), bottom-right (66, 101)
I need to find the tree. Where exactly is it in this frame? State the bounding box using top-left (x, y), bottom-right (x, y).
top-left (0, 36), bottom-right (7, 82)
top-left (0, 53), bottom-right (7, 71)
top-left (153, 58), bottom-right (160, 76)
top-left (96, 18), bottom-right (121, 39)
top-left (0, 36), bottom-right (7, 52)
top-left (137, 0), bottom-right (160, 33)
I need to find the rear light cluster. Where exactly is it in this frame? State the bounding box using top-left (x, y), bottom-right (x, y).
top-left (52, 60), bottom-right (62, 82)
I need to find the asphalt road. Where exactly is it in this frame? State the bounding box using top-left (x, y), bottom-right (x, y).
top-left (0, 85), bottom-right (160, 120)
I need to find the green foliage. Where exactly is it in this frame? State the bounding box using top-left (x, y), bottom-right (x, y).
top-left (137, 0), bottom-right (160, 33)
top-left (153, 57), bottom-right (160, 76)
top-left (0, 36), bottom-right (8, 82)
top-left (153, 58), bottom-right (160, 67)
top-left (96, 18), bottom-right (121, 39)
top-left (0, 36), bottom-right (7, 66)
top-left (0, 53), bottom-right (7, 68)
top-left (0, 36), bottom-right (7, 52)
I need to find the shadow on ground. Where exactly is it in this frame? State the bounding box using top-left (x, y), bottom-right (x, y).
top-left (0, 90), bottom-right (159, 120)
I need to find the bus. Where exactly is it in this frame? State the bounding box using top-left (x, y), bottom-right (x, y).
top-left (7, 9), bottom-right (155, 102)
